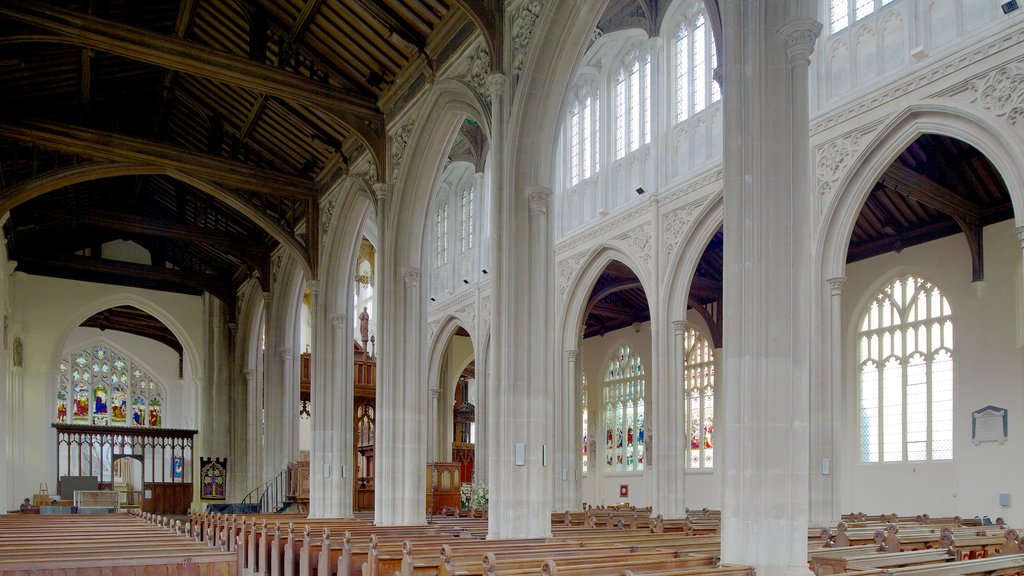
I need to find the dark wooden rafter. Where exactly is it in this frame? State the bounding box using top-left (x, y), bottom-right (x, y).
top-left (687, 297), bottom-right (722, 349)
top-left (16, 253), bottom-right (236, 307)
top-left (879, 162), bottom-right (984, 281)
top-left (81, 305), bottom-right (184, 360)
top-left (154, 0), bottom-right (201, 135)
top-left (15, 204), bottom-right (271, 285)
top-left (0, 120), bottom-right (313, 199)
top-left (451, 0), bottom-right (503, 71)
top-left (0, 0), bottom-right (388, 179)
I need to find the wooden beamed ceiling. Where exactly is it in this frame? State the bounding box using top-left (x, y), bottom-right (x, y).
top-left (0, 0), bottom-right (475, 308)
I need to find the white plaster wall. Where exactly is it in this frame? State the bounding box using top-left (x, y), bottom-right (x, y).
top-left (62, 327), bottom-right (191, 428)
top-left (580, 321), bottom-right (653, 508)
top-left (11, 273), bottom-right (204, 502)
top-left (842, 219), bottom-right (1024, 525)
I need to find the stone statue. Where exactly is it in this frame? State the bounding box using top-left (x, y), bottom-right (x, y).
top-left (359, 306), bottom-right (370, 344)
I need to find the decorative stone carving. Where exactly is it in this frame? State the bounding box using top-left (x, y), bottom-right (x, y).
top-left (271, 251), bottom-right (283, 284)
top-left (487, 73), bottom-right (507, 100)
top-left (780, 19), bottom-right (823, 66)
top-left (463, 44), bottom-right (491, 96)
top-left (619, 224), bottom-right (652, 268)
top-left (528, 186), bottom-right (552, 214)
top-left (280, 347), bottom-right (293, 361)
top-left (330, 313), bottom-right (346, 330)
top-left (455, 302), bottom-right (477, 329)
top-left (939, 63), bottom-right (1024, 127)
top-left (557, 252), bottom-right (588, 298)
top-left (511, 1), bottom-right (545, 77)
top-left (320, 192), bottom-right (338, 242)
top-left (480, 294), bottom-right (492, 335)
top-left (566, 349), bottom-right (578, 362)
top-left (662, 199), bottom-right (707, 260)
top-left (428, 318), bottom-right (443, 341)
top-left (814, 121), bottom-right (884, 197)
top-left (402, 267), bottom-right (421, 287)
top-left (390, 120), bottom-right (415, 180)
top-left (826, 276), bottom-right (847, 295)
top-left (1015, 225), bottom-right (1024, 248)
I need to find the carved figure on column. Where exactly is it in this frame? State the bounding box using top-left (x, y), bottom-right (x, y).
top-left (360, 306), bottom-right (370, 348)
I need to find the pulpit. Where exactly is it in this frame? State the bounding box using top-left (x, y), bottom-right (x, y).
top-left (425, 462), bottom-right (460, 515)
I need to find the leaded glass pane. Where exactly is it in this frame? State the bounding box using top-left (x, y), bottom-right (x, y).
top-left (831, 0), bottom-right (850, 32)
top-left (615, 74), bottom-right (626, 159)
top-left (676, 27), bottom-right (689, 122)
top-left (683, 326), bottom-right (715, 469)
top-left (603, 345), bottom-right (646, 472)
top-left (693, 15), bottom-right (707, 113)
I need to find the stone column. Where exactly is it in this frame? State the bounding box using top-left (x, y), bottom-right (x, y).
top-left (279, 345), bottom-right (296, 466)
top-left (244, 369), bottom-right (261, 490)
top-left (201, 295), bottom-right (232, 474)
top-left (429, 386), bottom-right (443, 461)
top-left (375, 267), bottom-right (426, 525)
top-left (820, 276), bottom-right (846, 525)
top-left (311, 310), bottom-right (351, 518)
top-left (653, 320), bottom-right (689, 518)
top-left (558, 349), bottom-right (579, 511)
top-left (720, 3), bottom-right (821, 575)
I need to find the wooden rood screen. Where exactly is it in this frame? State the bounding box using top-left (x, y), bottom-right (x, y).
top-left (53, 423), bottom-right (196, 514)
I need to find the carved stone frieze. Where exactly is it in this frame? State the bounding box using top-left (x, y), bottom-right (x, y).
top-left (555, 196), bottom-right (655, 257)
top-left (319, 190), bottom-right (338, 242)
top-left (455, 302), bottom-right (477, 329)
top-left (429, 318), bottom-right (443, 341)
top-left (936, 62), bottom-right (1024, 128)
top-left (814, 120), bottom-right (885, 197)
top-left (461, 43), bottom-right (491, 97)
top-left (662, 198), bottom-right (709, 260)
top-left (511, 1), bottom-right (545, 77)
top-left (480, 294), bottom-right (492, 334)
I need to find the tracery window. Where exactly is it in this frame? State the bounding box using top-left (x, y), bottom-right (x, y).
top-left (567, 88), bottom-right (600, 186)
top-left (683, 326), bottom-right (714, 469)
top-left (56, 342), bottom-right (164, 427)
top-left (858, 274), bottom-right (953, 463)
top-left (675, 11), bottom-right (720, 123)
top-left (615, 51), bottom-right (651, 159)
top-left (603, 345), bottom-right (645, 472)
top-left (830, 0), bottom-right (897, 32)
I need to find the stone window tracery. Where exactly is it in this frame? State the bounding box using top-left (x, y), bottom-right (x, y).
top-left (683, 326), bottom-right (714, 469)
top-left (57, 342), bottom-right (165, 428)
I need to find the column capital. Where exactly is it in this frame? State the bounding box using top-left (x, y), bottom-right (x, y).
top-left (330, 313), bottom-right (346, 329)
top-left (305, 280), bottom-right (319, 295)
top-left (430, 387), bottom-right (440, 400)
top-left (487, 73), bottom-right (507, 97)
top-left (279, 346), bottom-right (293, 360)
top-left (779, 19), bottom-right (823, 66)
top-left (244, 369), bottom-right (256, 380)
top-left (528, 186), bottom-right (552, 214)
top-left (373, 181), bottom-right (389, 200)
top-left (566, 349), bottom-right (579, 362)
top-left (672, 320), bottom-right (687, 335)
top-left (1015, 225), bottom-right (1024, 247)
top-left (402, 266), bottom-right (420, 287)
top-left (262, 291), bottom-right (272, 303)
top-left (826, 276), bottom-right (847, 295)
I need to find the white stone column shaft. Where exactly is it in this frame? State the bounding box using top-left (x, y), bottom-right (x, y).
top-left (558, 349), bottom-right (579, 511)
top-left (720, 3), bottom-right (821, 575)
top-left (653, 320), bottom-right (689, 518)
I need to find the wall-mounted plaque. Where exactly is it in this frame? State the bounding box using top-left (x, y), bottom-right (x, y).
top-left (972, 406), bottom-right (1007, 444)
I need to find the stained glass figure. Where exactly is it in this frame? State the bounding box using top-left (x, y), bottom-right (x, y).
top-left (56, 341), bottom-right (167, 428)
top-left (111, 384), bottom-right (128, 423)
top-left (133, 396), bottom-right (146, 426)
top-left (603, 345), bottom-right (646, 472)
top-left (73, 382), bottom-right (90, 421)
top-left (683, 326), bottom-right (715, 469)
top-left (149, 396), bottom-right (162, 427)
top-left (56, 389), bottom-right (68, 423)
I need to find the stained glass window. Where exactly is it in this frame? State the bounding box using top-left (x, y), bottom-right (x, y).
top-left (858, 275), bottom-right (953, 462)
top-left (674, 8), bottom-right (719, 123)
top-left (55, 342), bottom-right (165, 428)
top-left (581, 370), bottom-right (589, 476)
top-left (683, 326), bottom-right (715, 469)
top-left (603, 345), bottom-right (646, 472)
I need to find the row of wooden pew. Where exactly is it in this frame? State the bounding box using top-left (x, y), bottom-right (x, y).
top-left (810, 514), bottom-right (1024, 576)
top-left (0, 512), bottom-right (236, 575)
top-left (181, 510), bottom-right (739, 576)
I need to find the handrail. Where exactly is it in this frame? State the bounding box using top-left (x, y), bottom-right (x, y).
top-left (240, 468), bottom-right (290, 513)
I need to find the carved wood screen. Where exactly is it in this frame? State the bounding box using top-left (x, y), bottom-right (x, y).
top-left (53, 423), bottom-right (196, 513)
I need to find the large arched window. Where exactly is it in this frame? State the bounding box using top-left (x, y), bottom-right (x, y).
top-left (674, 10), bottom-right (720, 123)
top-left (858, 274), bottom-right (953, 462)
top-left (615, 50), bottom-right (651, 159)
top-left (567, 86), bottom-right (600, 187)
top-left (57, 342), bottom-right (165, 427)
top-left (603, 345), bottom-right (646, 472)
top-left (683, 326), bottom-right (714, 469)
